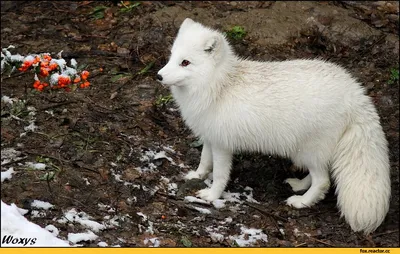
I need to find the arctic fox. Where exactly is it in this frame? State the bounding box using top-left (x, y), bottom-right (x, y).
top-left (157, 18), bottom-right (390, 234)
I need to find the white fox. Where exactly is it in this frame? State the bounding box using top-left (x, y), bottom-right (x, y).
top-left (157, 18), bottom-right (390, 235)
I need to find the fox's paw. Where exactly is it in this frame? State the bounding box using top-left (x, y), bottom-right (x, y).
top-left (196, 188), bottom-right (220, 202)
top-left (184, 171), bottom-right (202, 180)
top-left (286, 195), bottom-right (311, 209)
top-left (284, 178), bottom-right (308, 192)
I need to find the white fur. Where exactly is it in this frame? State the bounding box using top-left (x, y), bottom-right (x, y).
top-left (157, 18), bottom-right (390, 234)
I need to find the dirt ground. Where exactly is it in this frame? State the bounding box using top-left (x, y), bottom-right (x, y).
top-left (1, 1), bottom-right (399, 248)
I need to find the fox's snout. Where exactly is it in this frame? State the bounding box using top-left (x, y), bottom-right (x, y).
top-left (156, 74), bottom-right (163, 81)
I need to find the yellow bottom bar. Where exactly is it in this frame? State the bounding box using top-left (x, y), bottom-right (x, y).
top-left (0, 248), bottom-right (399, 254)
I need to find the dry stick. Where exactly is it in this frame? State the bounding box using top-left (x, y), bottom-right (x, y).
top-left (372, 229), bottom-right (399, 238)
top-left (244, 202), bottom-right (286, 238)
top-left (2, 71), bottom-right (28, 80)
top-left (244, 201), bottom-right (288, 222)
top-left (308, 236), bottom-right (335, 247)
top-left (1, 156), bottom-right (28, 166)
top-left (38, 101), bottom-right (78, 111)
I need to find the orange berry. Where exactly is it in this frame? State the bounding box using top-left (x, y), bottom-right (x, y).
top-left (49, 63), bottom-right (58, 71)
top-left (38, 84), bottom-right (44, 90)
top-left (73, 76), bottom-right (81, 83)
top-left (58, 76), bottom-right (71, 86)
top-left (33, 80), bottom-right (40, 88)
top-left (81, 70), bottom-right (89, 80)
top-left (33, 56), bottom-right (41, 64)
top-left (40, 61), bottom-right (49, 67)
top-left (99, 67), bottom-right (104, 72)
top-left (43, 54), bottom-right (52, 61)
top-left (40, 68), bottom-right (49, 77)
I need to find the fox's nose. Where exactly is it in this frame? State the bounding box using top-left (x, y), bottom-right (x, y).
top-left (156, 74), bottom-right (163, 81)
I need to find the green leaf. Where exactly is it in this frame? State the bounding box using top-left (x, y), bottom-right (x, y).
top-left (110, 73), bottom-right (132, 82)
top-left (119, 1), bottom-right (141, 12)
top-left (226, 26), bottom-right (246, 40)
top-left (180, 236), bottom-right (192, 247)
top-left (90, 6), bottom-right (107, 19)
top-left (40, 171), bottom-right (55, 181)
top-left (137, 62), bottom-right (154, 75)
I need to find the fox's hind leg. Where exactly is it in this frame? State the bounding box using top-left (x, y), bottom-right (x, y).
top-left (286, 166), bottom-right (330, 208)
top-left (185, 141), bottom-right (213, 180)
top-left (286, 144), bottom-right (331, 208)
top-left (284, 174), bottom-right (311, 192)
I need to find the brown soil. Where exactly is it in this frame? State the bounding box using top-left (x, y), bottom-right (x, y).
top-left (1, 1), bottom-right (399, 247)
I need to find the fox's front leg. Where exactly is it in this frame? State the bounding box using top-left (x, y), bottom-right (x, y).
top-left (185, 141), bottom-right (213, 180)
top-left (197, 146), bottom-right (232, 201)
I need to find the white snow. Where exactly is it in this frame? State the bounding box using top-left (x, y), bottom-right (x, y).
top-left (25, 162), bottom-right (46, 170)
top-left (1, 201), bottom-right (70, 247)
top-left (144, 237), bottom-right (160, 247)
top-left (67, 230), bottom-right (98, 244)
top-left (212, 199), bottom-right (226, 209)
top-left (1, 167), bottom-right (15, 182)
top-left (1, 95), bottom-right (16, 105)
top-left (97, 241), bottom-right (108, 247)
top-left (229, 226), bottom-right (268, 247)
top-left (23, 122), bottom-right (38, 132)
top-left (70, 59), bottom-right (77, 68)
top-left (45, 225), bottom-right (60, 237)
top-left (209, 232), bottom-right (224, 243)
top-left (60, 208), bottom-right (106, 232)
top-left (184, 196), bottom-right (210, 205)
top-left (1, 148), bottom-right (22, 165)
top-left (83, 177), bottom-right (90, 185)
top-left (50, 58), bottom-right (66, 70)
top-left (137, 212), bottom-right (147, 222)
top-left (49, 73), bottom-right (60, 85)
top-left (31, 200), bottom-right (54, 210)
top-left (193, 206), bottom-right (211, 214)
top-left (167, 182), bottom-right (178, 196)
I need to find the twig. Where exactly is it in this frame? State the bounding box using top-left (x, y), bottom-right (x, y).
top-left (1, 156), bottom-right (28, 166)
top-left (2, 71), bottom-right (28, 80)
top-left (244, 202), bottom-right (288, 222)
top-left (372, 229), bottom-right (399, 238)
top-left (308, 236), bottom-right (334, 247)
top-left (38, 101), bottom-right (77, 111)
top-left (295, 242), bottom-right (307, 247)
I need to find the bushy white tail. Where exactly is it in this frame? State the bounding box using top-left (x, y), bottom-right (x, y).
top-left (332, 102), bottom-right (390, 234)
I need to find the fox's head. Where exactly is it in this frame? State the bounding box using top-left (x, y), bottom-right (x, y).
top-left (157, 18), bottom-right (231, 87)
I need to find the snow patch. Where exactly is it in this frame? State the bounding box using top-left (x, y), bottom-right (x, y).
top-left (1, 167), bottom-right (15, 182)
top-left (31, 200), bottom-right (54, 210)
top-left (1, 201), bottom-right (70, 247)
top-left (59, 208), bottom-right (106, 232)
top-left (144, 237), bottom-right (160, 247)
top-left (67, 230), bottom-right (98, 244)
top-left (229, 226), bottom-right (268, 247)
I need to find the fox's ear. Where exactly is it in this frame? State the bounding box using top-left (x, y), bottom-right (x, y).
top-left (204, 35), bottom-right (220, 53)
top-left (180, 18), bottom-right (195, 29)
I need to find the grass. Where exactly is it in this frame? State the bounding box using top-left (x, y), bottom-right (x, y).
top-left (155, 94), bottom-right (173, 107)
top-left (119, 1), bottom-right (141, 12)
top-left (388, 67), bottom-right (399, 85)
top-left (90, 5), bottom-right (108, 20)
top-left (225, 25), bottom-right (246, 41)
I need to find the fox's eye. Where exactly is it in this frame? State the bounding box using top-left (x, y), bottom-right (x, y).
top-left (181, 60), bottom-right (190, 67)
